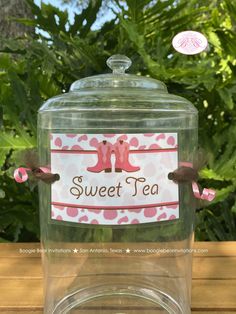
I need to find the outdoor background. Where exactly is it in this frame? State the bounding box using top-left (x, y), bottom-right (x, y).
top-left (0, 0), bottom-right (235, 242)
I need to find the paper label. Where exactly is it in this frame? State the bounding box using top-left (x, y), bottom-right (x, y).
top-left (172, 31), bottom-right (208, 55)
top-left (50, 133), bottom-right (179, 225)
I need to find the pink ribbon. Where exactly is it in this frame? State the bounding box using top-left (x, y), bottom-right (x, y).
top-left (14, 167), bottom-right (50, 183)
top-left (179, 161), bottom-right (216, 202)
top-left (192, 181), bottom-right (216, 201)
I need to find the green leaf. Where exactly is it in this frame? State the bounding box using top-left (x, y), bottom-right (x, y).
top-left (0, 149), bottom-right (8, 174)
top-left (0, 132), bottom-right (35, 149)
top-left (0, 132), bottom-right (36, 174)
top-left (120, 18), bottom-right (145, 51)
top-left (139, 0), bottom-right (175, 23)
top-left (222, 207), bottom-right (236, 239)
top-left (200, 168), bottom-right (225, 181)
top-left (207, 211), bottom-right (229, 240)
top-left (232, 202), bottom-right (236, 214)
top-left (209, 185), bottom-right (235, 205)
top-left (0, 189), bottom-right (5, 198)
top-left (208, 31), bottom-right (221, 49)
top-left (70, 0), bottom-right (102, 36)
top-left (10, 18), bottom-right (37, 27)
top-left (125, 0), bottom-right (150, 22)
top-left (218, 88), bottom-right (234, 109)
top-left (26, 0), bottom-right (68, 34)
top-left (225, 0), bottom-right (236, 19)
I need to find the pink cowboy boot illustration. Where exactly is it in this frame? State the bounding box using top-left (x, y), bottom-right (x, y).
top-left (87, 140), bottom-right (112, 173)
top-left (114, 140), bottom-right (140, 172)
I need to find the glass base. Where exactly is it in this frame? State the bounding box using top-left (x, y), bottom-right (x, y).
top-left (52, 284), bottom-right (185, 314)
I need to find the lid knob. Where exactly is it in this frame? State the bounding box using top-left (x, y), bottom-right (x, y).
top-left (106, 54), bottom-right (132, 74)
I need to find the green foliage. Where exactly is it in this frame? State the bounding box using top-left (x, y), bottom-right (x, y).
top-left (0, 0), bottom-right (235, 242)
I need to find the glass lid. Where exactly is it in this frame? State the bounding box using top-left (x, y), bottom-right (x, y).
top-left (70, 54), bottom-right (167, 92)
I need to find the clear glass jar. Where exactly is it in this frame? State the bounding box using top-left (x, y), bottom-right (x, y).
top-left (38, 55), bottom-right (198, 314)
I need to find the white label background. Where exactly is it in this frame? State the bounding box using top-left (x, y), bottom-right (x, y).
top-left (50, 133), bottom-right (179, 225)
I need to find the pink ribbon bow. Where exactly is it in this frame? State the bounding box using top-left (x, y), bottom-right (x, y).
top-left (179, 162), bottom-right (216, 202)
top-left (14, 167), bottom-right (50, 183)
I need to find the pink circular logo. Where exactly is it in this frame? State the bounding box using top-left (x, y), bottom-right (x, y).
top-left (172, 31), bottom-right (208, 55)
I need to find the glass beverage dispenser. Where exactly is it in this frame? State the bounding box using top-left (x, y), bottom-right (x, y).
top-left (38, 55), bottom-right (198, 314)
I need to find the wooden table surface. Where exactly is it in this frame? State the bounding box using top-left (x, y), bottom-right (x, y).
top-left (0, 241), bottom-right (235, 314)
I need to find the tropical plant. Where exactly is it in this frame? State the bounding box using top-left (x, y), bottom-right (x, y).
top-left (0, 0), bottom-right (235, 242)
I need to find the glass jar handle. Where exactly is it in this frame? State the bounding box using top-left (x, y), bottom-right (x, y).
top-left (106, 54), bottom-right (132, 74)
